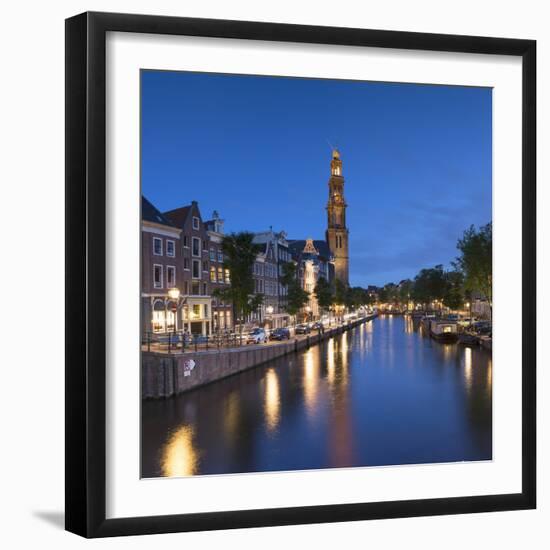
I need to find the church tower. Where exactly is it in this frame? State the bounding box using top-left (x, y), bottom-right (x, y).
top-left (325, 149), bottom-right (349, 286)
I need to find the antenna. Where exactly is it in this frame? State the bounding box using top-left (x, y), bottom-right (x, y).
top-left (326, 138), bottom-right (335, 151)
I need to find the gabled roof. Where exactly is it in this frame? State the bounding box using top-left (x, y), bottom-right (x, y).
top-left (288, 239), bottom-right (333, 260)
top-left (163, 205), bottom-right (192, 228)
top-left (142, 196), bottom-right (176, 227)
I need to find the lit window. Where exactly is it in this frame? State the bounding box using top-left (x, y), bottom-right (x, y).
top-left (225, 268), bottom-right (230, 284)
top-left (218, 267), bottom-right (223, 282)
top-left (153, 264), bottom-right (162, 288)
top-left (192, 304), bottom-right (201, 317)
top-left (166, 240), bottom-right (175, 257)
top-left (153, 237), bottom-right (162, 255)
top-left (210, 266), bottom-right (216, 282)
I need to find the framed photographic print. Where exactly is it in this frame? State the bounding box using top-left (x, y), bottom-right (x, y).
top-left (65, 11), bottom-right (536, 538)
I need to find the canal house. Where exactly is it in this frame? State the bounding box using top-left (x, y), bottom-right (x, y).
top-left (141, 196), bottom-right (182, 335)
top-left (163, 201), bottom-right (214, 336)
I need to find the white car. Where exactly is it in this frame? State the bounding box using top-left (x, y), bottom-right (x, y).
top-left (246, 328), bottom-right (266, 344)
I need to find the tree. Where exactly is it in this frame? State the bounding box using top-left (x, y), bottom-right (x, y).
top-left (398, 279), bottom-right (413, 308)
top-left (412, 265), bottom-right (447, 308)
top-left (212, 231), bottom-right (263, 339)
top-left (280, 262), bottom-right (309, 323)
top-left (314, 277), bottom-right (333, 316)
top-left (454, 223), bottom-right (492, 315)
top-left (442, 270), bottom-right (465, 311)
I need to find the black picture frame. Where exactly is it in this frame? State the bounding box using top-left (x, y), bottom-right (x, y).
top-left (65, 11), bottom-right (536, 538)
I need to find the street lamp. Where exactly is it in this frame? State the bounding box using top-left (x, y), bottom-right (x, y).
top-left (167, 287), bottom-right (180, 336)
top-left (266, 305), bottom-right (274, 315)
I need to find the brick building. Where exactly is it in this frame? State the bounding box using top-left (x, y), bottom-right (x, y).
top-left (141, 196), bottom-right (182, 334)
top-left (204, 211), bottom-right (233, 331)
top-left (163, 201), bottom-right (214, 336)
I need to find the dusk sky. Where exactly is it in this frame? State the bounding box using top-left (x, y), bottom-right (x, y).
top-left (141, 70), bottom-right (492, 287)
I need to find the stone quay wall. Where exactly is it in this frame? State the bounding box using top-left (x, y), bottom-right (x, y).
top-left (142, 314), bottom-right (376, 399)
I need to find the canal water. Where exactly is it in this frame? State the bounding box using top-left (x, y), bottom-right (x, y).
top-left (141, 315), bottom-right (492, 478)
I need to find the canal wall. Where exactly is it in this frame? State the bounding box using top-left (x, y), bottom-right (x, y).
top-left (142, 315), bottom-right (376, 398)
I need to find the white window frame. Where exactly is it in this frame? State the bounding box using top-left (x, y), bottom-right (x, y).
top-left (192, 216), bottom-right (200, 230)
top-left (152, 237), bottom-right (163, 256)
top-left (209, 248), bottom-right (216, 261)
top-left (166, 240), bottom-right (175, 257)
top-left (166, 265), bottom-right (176, 288)
top-left (192, 259), bottom-right (201, 280)
top-left (192, 236), bottom-right (201, 257)
top-left (153, 264), bottom-right (163, 289)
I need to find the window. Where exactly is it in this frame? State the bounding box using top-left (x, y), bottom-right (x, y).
top-left (203, 240), bottom-right (208, 252)
top-left (183, 258), bottom-right (190, 270)
top-left (209, 248), bottom-right (215, 261)
top-left (202, 282), bottom-right (207, 295)
top-left (166, 240), bottom-right (175, 257)
top-left (204, 304), bottom-right (209, 318)
top-left (202, 260), bottom-right (208, 272)
top-left (192, 237), bottom-right (201, 257)
top-left (225, 268), bottom-right (230, 284)
top-left (217, 267), bottom-right (223, 282)
top-left (167, 266), bottom-right (176, 288)
top-left (192, 304), bottom-right (201, 318)
top-left (217, 251), bottom-right (223, 263)
top-left (182, 235), bottom-right (189, 248)
top-left (153, 264), bottom-right (162, 289)
top-left (210, 266), bottom-right (216, 282)
top-left (192, 259), bottom-right (201, 279)
top-left (192, 216), bottom-right (199, 230)
top-left (191, 282), bottom-right (200, 295)
top-left (153, 237), bottom-right (162, 256)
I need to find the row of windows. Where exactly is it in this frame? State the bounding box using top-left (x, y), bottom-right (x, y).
top-left (153, 237), bottom-right (175, 257)
top-left (209, 266), bottom-right (230, 284)
top-left (153, 264), bottom-right (176, 289)
top-left (253, 262), bottom-right (277, 278)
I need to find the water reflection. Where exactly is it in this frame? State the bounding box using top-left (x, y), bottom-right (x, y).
top-left (142, 316), bottom-right (492, 477)
top-left (264, 369), bottom-right (280, 433)
top-left (160, 425), bottom-right (199, 477)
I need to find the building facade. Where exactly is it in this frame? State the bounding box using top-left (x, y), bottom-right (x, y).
top-left (288, 238), bottom-right (334, 321)
top-left (163, 201), bottom-right (214, 336)
top-left (141, 196), bottom-right (182, 335)
top-left (325, 149), bottom-right (350, 286)
top-left (204, 211), bottom-right (233, 332)
top-left (253, 229), bottom-right (292, 327)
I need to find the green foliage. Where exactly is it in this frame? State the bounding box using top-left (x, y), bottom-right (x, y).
top-left (411, 265), bottom-right (447, 306)
top-left (454, 223), bottom-right (492, 306)
top-left (442, 270), bottom-right (465, 311)
top-left (281, 261), bottom-right (309, 316)
top-left (212, 232), bottom-right (263, 330)
top-left (314, 277), bottom-right (333, 312)
top-left (332, 279), bottom-right (347, 307)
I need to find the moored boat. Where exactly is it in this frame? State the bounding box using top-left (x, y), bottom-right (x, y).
top-left (429, 319), bottom-right (458, 342)
top-left (458, 332), bottom-right (479, 346)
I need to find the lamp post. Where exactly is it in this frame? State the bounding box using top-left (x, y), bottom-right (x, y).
top-left (266, 305), bottom-right (274, 330)
top-left (168, 287), bottom-right (180, 337)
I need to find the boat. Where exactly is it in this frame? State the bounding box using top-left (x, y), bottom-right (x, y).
top-left (458, 332), bottom-right (479, 346)
top-left (429, 319), bottom-right (458, 342)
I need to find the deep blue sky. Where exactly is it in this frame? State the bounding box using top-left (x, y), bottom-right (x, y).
top-left (141, 70), bottom-right (492, 287)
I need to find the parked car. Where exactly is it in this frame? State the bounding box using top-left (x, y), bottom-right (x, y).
top-left (295, 323), bottom-right (311, 335)
top-left (311, 321), bottom-right (323, 331)
top-left (270, 327), bottom-right (291, 341)
top-left (246, 328), bottom-right (266, 344)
